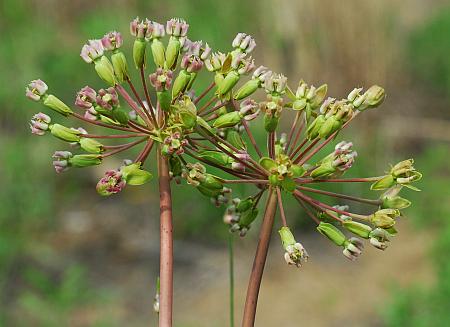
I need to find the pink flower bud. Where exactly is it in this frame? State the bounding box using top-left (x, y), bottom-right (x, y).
top-left (151, 22), bottom-right (165, 38)
top-left (96, 169), bottom-right (126, 196)
top-left (101, 31), bottom-right (123, 50)
top-left (52, 151), bottom-right (73, 173)
top-left (80, 39), bottom-right (104, 63)
top-left (26, 79), bottom-right (48, 101)
top-left (30, 112), bottom-right (51, 135)
top-left (75, 86), bottom-right (97, 109)
top-left (149, 68), bottom-right (173, 92)
top-left (232, 33), bottom-right (256, 54)
top-left (166, 18), bottom-right (189, 37)
top-left (130, 18), bottom-right (153, 39)
top-left (96, 87), bottom-right (119, 110)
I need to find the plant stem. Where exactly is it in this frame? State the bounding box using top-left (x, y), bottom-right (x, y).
top-left (194, 82), bottom-right (215, 104)
top-left (228, 233), bottom-right (235, 327)
top-left (242, 189), bottom-right (278, 327)
top-left (297, 186), bottom-right (381, 205)
top-left (157, 149), bottom-right (174, 327)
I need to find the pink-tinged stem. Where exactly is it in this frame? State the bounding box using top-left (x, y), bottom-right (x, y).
top-left (198, 96), bottom-right (217, 114)
top-left (242, 189), bottom-right (278, 327)
top-left (289, 138), bottom-right (308, 160)
top-left (115, 84), bottom-right (152, 127)
top-left (242, 120), bottom-right (263, 158)
top-left (293, 191), bottom-right (342, 222)
top-left (276, 188), bottom-right (287, 226)
top-left (194, 82), bottom-right (215, 104)
top-left (293, 139), bottom-right (319, 164)
top-left (135, 139), bottom-right (155, 164)
top-left (297, 186), bottom-right (381, 205)
top-left (71, 112), bottom-right (137, 133)
top-left (84, 133), bottom-right (148, 139)
top-left (101, 138), bottom-right (147, 158)
top-left (285, 112), bottom-right (301, 153)
top-left (139, 67), bottom-right (158, 125)
top-left (296, 176), bottom-right (382, 184)
top-left (199, 100), bottom-right (228, 117)
top-left (157, 149), bottom-right (174, 327)
top-left (223, 179), bottom-right (269, 184)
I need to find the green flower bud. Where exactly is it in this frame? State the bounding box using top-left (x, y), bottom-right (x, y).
top-left (310, 84), bottom-right (328, 109)
top-left (172, 70), bottom-right (191, 98)
top-left (213, 111), bottom-right (241, 128)
top-left (289, 164), bottom-right (305, 178)
top-left (94, 56), bottom-right (116, 86)
top-left (279, 226), bottom-right (296, 249)
top-left (259, 157), bottom-right (277, 171)
top-left (370, 209), bottom-right (400, 228)
top-left (269, 174), bottom-right (279, 186)
top-left (342, 220), bottom-right (372, 239)
top-left (157, 90), bottom-right (172, 112)
top-left (236, 197), bottom-right (254, 212)
top-left (264, 114), bottom-right (279, 132)
top-left (310, 161), bottom-right (335, 179)
top-left (218, 70), bottom-right (240, 96)
top-left (234, 79), bottom-right (259, 100)
top-left (239, 208), bottom-right (259, 228)
top-left (79, 138), bottom-right (104, 154)
top-left (307, 115), bottom-right (326, 140)
top-left (198, 150), bottom-right (231, 166)
top-left (121, 163), bottom-right (153, 185)
top-left (370, 175), bottom-right (395, 190)
top-left (49, 124), bottom-right (81, 143)
top-left (317, 222), bottom-right (346, 246)
top-left (318, 115), bottom-right (341, 139)
top-left (381, 195), bottom-right (411, 209)
top-left (362, 85), bottom-right (385, 110)
top-left (200, 174), bottom-right (223, 190)
top-left (43, 94), bottom-right (73, 116)
top-left (214, 73), bottom-right (225, 90)
top-left (151, 39), bottom-right (166, 68)
top-left (279, 226), bottom-right (309, 267)
top-left (111, 51), bottom-right (128, 83)
top-left (226, 130), bottom-right (246, 150)
top-left (69, 154), bottom-right (102, 168)
top-left (197, 185), bottom-right (221, 198)
top-left (133, 39), bottom-right (147, 69)
top-left (112, 109), bottom-right (130, 125)
top-left (165, 37), bottom-right (180, 70)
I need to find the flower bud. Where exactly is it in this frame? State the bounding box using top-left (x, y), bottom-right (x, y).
top-left (197, 150), bottom-right (231, 166)
top-left (342, 237), bottom-right (364, 261)
top-left (133, 39), bottom-right (147, 69)
top-left (96, 169), bottom-right (126, 196)
top-left (342, 220), bottom-right (372, 238)
top-left (370, 209), bottom-right (400, 228)
top-left (370, 175), bottom-right (395, 190)
top-left (318, 115), bottom-right (342, 139)
top-left (226, 130), bottom-right (246, 150)
top-left (232, 33), bottom-right (256, 54)
top-left (52, 151), bottom-right (73, 173)
top-left (79, 138), bottom-right (104, 154)
top-left (101, 31), bottom-right (123, 51)
top-left (96, 87), bottom-right (119, 111)
top-left (361, 85), bottom-right (385, 110)
top-left (234, 79), bottom-right (259, 100)
top-left (94, 56), bottom-right (116, 86)
top-left (111, 51), bottom-right (128, 83)
top-left (75, 86), bottom-right (97, 109)
top-left (264, 73), bottom-right (287, 95)
top-left (213, 111), bottom-right (241, 128)
top-left (26, 79), bottom-right (48, 101)
top-left (150, 23), bottom-right (166, 67)
top-left (218, 70), bottom-right (240, 96)
top-left (172, 70), bottom-right (192, 98)
top-left (317, 222), bottom-right (346, 246)
top-left (278, 227), bottom-right (308, 267)
top-left (369, 228), bottom-right (391, 250)
top-left (30, 113), bottom-right (51, 135)
top-left (49, 124), bottom-right (81, 143)
top-left (42, 94), bottom-right (73, 116)
top-left (69, 154), bottom-right (102, 168)
top-left (306, 115), bottom-right (326, 140)
top-left (80, 40), bottom-right (104, 63)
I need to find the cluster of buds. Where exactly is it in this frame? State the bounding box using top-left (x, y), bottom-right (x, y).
top-left (347, 85), bottom-right (386, 111)
top-left (182, 163), bottom-right (230, 206)
top-left (213, 99), bottom-right (259, 129)
top-left (224, 197), bottom-right (259, 236)
top-left (165, 18), bottom-right (189, 69)
top-left (234, 66), bottom-right (272, 100)
top-left (278, 227), bottom-right (308, 267)
top-left (96, 161), bottom-right (153, 196)
top-left (232, 33), bottom-right (256, 55)
top-left (80, 39), bottom-right (116, 86)
top-left (101, 31), bottom-right (128, 83)
top-left (130, 18), bottom-right (165, 68)
top-left (149, 68), bottom-right (174, 111)
top-left (310, 141), bottom-right (357, 178)
top-left (287, 80), bottom-right (328, 120)
top-left (262, 94), bottom-right (283, 132)
top-left (162, 131), bottom-right (189, 155)
top-left (217, 53), bottom-right (255, 96)
top-left (26, 80), bottom-right (73, 116)
top-left (371, 159), bottom-right (422, 191)
top-left (342, 220), bottom-right (392, 250)
top-left (317, 222), bottom-right (364, 261)
top-left (260, 154), bottom-right (305, 192)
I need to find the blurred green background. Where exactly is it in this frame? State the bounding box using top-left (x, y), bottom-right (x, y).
top-left (1, 0), bottom-right (449, 326)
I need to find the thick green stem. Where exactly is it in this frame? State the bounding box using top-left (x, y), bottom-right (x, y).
top-left (157, 149), bottom-right (173, 327)
top-left (242, 189), bottom-right (278, 327)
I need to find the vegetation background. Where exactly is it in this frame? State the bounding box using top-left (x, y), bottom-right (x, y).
top-left (1, 0), bottom-right (449, 326)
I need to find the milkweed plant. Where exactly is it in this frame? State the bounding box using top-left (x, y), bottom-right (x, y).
top-left (26, 17), bottom-right (422, 327)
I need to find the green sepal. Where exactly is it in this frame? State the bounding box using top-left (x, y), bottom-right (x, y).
top-left (49, 124), bottom-right (81, 143)
top-left (317, 222), bottom-right (346, 246)
top-left (239, 208), bottom-right (259, 228)
top-left (111, 51), bottom-right (128, 83)
top-left (157, 90), bottom-right (172, 112)
top-left (218, 70), bottom-right (240, 96)
top-left (381, 196), bottom-right (411, 209)
top-left (172, 70), bottom-right (191, 98)
top-left (310, 161), bottom-right (335, 179)
top-left (370, 175), bottom-right (395, 190)
top-left (264, 114), bottom-right (279, 132)
top-left (227, 130), bottom-right (246, 150)
top-left (43, 94), bottom-right (73, 116)
top-left (307, 115), bottom-right (326, 140)
top-left (151, 38), bottom-right (166, 68)
top-left (289, 164), bottom-right (305, 178)
top-left (259, 157), bottom-right (276, 171)
top-left (279, 226), bottom-right (296, 249)
top-left (69, 154), bottom-right (102, 167)
top-left (79, 138), bottom-right (104, 154)
top-left (342, 220), bottom-right (372, 239)
top-left (94, 56), bottom-right (116, 86)
top-left (200, 174), bottom-right (223, 190)
top-left (213, 111), bottom-right (241, 128)
top-left (121, 163), bottom-right (153, 185)
top-left (268, 174), bottom-right (280, 186)
top-left (236, 197), bottom-right (254, 212)
top-left (112, 109), bottom-right (130, 125)
top-left (198, 150), bottom-right (231, 166)
top-left (234, 79), bottom-right (259, 100)
top-left (165, 36), bottom-right (180, 70)
top-left (133, 39), bottom-right (147, 69)
top-left (318, 116), bottom-right (341, 139)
